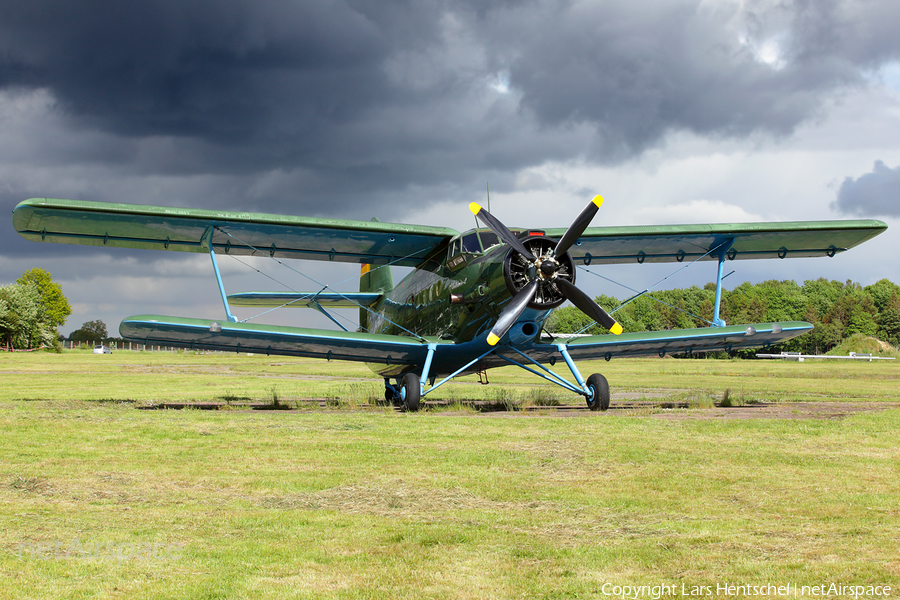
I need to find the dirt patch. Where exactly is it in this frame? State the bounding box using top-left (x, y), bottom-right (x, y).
top-left (135, 397), bottom-right (900, 420)
top-left (438, 400), bottom-right (900, 420)
top-left (649, 401), bottom-right (900, 420)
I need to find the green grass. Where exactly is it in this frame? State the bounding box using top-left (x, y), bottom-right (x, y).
top-left (2, 349), bottom-right (899, 406)
top-left (1, 351), bottom-right (899, 598)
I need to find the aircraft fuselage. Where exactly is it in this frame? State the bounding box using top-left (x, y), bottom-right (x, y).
top-left (364, 230), bottom-right (554, 378)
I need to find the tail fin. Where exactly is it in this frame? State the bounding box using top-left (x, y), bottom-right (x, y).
top-left (359, 262), bottom-right (394, 294)
top-left (359, 263), bottom-right (393, 331)
top-left (359, 218), bottom-right (394, 330)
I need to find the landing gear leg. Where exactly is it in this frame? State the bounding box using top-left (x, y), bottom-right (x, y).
top-left (384, 378), bottom-right (399, 404)
top-left (400, 372), bottom-right (421, 412)
top-left (585, 373), bottom-right (610, 412)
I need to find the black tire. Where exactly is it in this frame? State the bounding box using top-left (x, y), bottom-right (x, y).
top-left (401, 372), bottom-right (421, 412)
top-left (586, 373), bottom-right (610, 412)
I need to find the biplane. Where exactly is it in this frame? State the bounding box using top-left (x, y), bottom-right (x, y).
top-left (13, 196), bottom-right (886, 411)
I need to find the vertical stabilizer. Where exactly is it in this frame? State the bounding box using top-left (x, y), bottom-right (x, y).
top-left (359, 218), bottom-right (394, 330)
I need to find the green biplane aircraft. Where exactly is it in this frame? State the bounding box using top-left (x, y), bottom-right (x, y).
top-left (12, 196), bottom-right (887, 411)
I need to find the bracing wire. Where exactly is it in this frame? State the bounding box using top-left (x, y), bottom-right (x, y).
top-left (571, 241), bottom-right (733, 334)
top-left (212, 227), bottom-right (432, 341)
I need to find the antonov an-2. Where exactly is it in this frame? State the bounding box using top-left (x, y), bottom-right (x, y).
top-left (12, 196), bottom-right (886, 411)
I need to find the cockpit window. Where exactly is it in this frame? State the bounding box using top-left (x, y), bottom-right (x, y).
top-left (461, 233), bottom-right (482, 253)
top-left (448, 230), bottom-right (502, 261)
top-left (477, 231), bottom-right (500, 250)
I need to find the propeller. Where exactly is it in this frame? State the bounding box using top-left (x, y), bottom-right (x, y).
top-left (470, 195), bottom-right (623, 346)
top-left (469, 202), bottom-right (536, 262)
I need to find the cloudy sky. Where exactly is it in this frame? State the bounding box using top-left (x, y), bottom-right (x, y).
top-left (2, 0), bottom-right (899, 336)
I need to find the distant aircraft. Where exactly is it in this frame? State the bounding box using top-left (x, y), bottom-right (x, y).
top-left (13, 196), bottom-right (886, 411)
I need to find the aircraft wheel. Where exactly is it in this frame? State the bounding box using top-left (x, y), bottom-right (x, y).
top-left (400, 373), bottom-right (421, 412)
top-left (586, 373), bottom-right (610, 412)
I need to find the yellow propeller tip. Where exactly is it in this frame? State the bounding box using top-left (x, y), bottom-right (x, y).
top-left (469, 202), bottom-right (482, 215)
top-left (487, 333), bottom-right (500, 346)
top-left (610, 323), bottom-right (623, 335)
top-left (592, 195), bottom-right (604, 208)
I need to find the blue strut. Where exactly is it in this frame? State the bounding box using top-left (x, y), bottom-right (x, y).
top-left (712, 239), bottom-right (735, 328)
top-left (203, 227), bottom-right (239, 323)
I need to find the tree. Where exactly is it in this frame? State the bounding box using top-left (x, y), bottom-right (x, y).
top-left (16, 268), bottom-right (71, 333)
top-left (69, 320), bottom-right (108, 344)
top-left (877, 307), bottom-right (900, 347)
top-left (0, 282), bottom-right (57, 349)
top-left (865, 279), bottom-right (900, 312)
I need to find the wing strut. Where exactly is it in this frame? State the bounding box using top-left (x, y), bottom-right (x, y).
top-left (310, 300), bottom-right (350, 332)
top-left (202, 227), bottom-right (238, 323)
top-left (712, 239), bottom-right (735, 328)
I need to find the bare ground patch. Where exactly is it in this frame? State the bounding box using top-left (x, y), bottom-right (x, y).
top-left (434, 399), bottom-right (900, 420)
top-left (649, 401), bottom-right (900, 420)
top-left (135, 397), bottom-right (900, 420)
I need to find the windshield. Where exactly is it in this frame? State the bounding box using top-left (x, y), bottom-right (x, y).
top-left (448, 229), bottom-right (507, 258)
top-left (477, 231), bottom-right (500, 250)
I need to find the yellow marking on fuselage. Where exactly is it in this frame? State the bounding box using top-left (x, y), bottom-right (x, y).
top-left (361, 264), bottom-right (371, 275)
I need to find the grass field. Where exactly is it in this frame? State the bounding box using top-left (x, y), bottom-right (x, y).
top-left (1, 350), bottom-right (899, 599)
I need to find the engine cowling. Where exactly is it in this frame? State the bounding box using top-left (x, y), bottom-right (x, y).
top-left (502, 234), bottom-right (576, 310)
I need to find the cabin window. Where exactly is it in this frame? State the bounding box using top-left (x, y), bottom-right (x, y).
top-left (446, 237), bottom-right (466, 269)
top-left (461, 233), bottom-right (482, 254)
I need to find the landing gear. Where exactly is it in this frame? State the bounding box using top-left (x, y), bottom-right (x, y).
top-left (383, 375), bottom-right (422, 411)
top-left (585, 373), bottom-right (610, 412)
top-left (384, 378), bottom-right (399, 405)
top-left (400, 372), bottom-right (421, 412)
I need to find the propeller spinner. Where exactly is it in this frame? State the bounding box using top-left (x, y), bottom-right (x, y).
top-left (470, 195), bottom-right (623, 346)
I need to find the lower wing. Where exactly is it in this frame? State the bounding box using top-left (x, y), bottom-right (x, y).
top-left (119, 315), bottom-right (445, 366)
top-left (545, 321), bottom-right (812, 360)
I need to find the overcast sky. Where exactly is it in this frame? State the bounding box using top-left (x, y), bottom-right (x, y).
top-left (2, 0), bottom-right (899, 336)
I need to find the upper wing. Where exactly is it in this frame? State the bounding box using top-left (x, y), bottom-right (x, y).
top-left (13, 198), bottom-right (458, 267)
top-left (541, 220), bottom-right (887, 264)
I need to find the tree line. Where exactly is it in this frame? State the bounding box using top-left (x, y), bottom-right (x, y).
top-left (546, 278), bottom-right (900, 354)
top-left (4, 268), bottom-right (900, 355)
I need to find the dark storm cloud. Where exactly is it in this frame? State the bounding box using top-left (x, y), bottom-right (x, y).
top-left (0, 1), bottom-right (406, 141)
top-left (2, 0), bottom-right (900, 214)
top-left (833, 161), bottom-right (900, 217)
top-left (493, 1), bottom-right (900, 156)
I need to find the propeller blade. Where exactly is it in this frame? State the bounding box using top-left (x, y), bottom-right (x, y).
top-left (554, 195), bottom-right (603, 257)
top-left (555, 278), bottom-right (623, 335)
top-left (470, 202), bottom-right (537, 262)
top-left (486, 280), bottom-right (539, 346)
